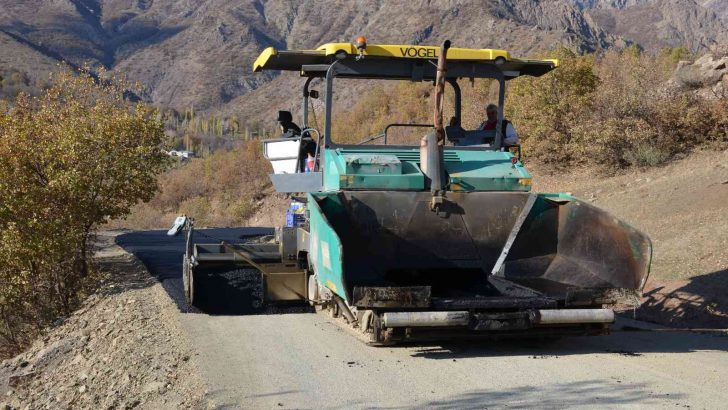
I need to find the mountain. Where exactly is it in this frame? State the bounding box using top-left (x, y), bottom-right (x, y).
top-left (0, 0), bottom-right (726, 116)
top-left (575, 0), bottom-right (728, 51)
top-left (702, 0), bottom-right (728, 20)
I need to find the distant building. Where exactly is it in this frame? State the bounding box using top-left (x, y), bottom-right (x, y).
top-left (165, 150), bottom-right (195, 159)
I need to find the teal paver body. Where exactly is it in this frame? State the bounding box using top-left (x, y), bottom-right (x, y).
top-left (322, 147), bottom-right (531, 192)
top-left (311, 146), bottom-right (540, 302)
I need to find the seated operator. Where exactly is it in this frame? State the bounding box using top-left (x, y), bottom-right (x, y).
top-left (276, 110), bottom-right (316, 172)
top-left (277, 111), bottom-right (301, 138)
top-left (477, 104), bottom-right (519, 146)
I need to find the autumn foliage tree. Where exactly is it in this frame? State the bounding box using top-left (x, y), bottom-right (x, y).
top-left (0, 70), bottom-right (167, 354)
top-left (508, 47), bottom-right (727, 167)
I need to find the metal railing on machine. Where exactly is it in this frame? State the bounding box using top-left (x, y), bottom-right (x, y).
top-left (357, 123), bottom-right (432, 145)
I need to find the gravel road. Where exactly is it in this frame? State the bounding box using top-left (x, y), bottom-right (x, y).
top-left (117, 229), bottom-right (728, 409)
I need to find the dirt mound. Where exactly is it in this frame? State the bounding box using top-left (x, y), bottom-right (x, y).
top-left (0, 232), bottom-right (207, 409)
top-left (246, 190), bottom-right (289, 228)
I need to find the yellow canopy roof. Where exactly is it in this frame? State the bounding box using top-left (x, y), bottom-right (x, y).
top-left (253, 42), bottom-right (558, 79)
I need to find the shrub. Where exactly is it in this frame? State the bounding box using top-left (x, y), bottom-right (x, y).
top-left (117, 139), bottom-right (271, 229)
top-left (228, 198), bottom-right (256, 222)
top-left (0, 70), bottom-right (167, 354)
top-left (508, 47), bottom-right (727, 168)
top-left (178, 197), bottom-right (212, 225)
top-left (623, 142), bottom-right (670, 167)
top-left (508, 48), bottom-right (600, 165)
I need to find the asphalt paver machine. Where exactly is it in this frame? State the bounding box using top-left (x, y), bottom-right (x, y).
top-left (176, 39), bottom-right (651, 344)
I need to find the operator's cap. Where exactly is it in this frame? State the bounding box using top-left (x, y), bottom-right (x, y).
top-left (277, 110), bottom-right (293, 123)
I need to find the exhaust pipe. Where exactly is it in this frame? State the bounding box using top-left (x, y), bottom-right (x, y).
top-left (420, 39), bottom-right (451, 212)
top-left (533, 309), bottom-right (615, 325)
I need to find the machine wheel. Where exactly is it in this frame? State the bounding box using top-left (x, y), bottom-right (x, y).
top-left (307, 273), bottom-right (319, 306)
top-left (329, 300), bottom-right (339, 318)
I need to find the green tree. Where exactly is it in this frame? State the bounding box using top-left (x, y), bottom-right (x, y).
top-left (0, 70), bottom-right (167, 354)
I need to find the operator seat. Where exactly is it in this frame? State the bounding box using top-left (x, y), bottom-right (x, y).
top-left (446, 125), bottom-right (495, 146)
top-left (277, 111), bottom-right (317, 172)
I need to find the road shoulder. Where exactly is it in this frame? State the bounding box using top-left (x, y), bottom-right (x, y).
top-left (0, 231), bottom-right (209, 409)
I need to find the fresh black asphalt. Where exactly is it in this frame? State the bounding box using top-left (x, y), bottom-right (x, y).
top-left (115, 227), bottom-right (275, 313)
top-left (115, 227), bottom-right (273, 280)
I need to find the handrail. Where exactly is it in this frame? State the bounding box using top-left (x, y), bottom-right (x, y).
top-left (356, 133), bottom-right (385, 145)
top-left (356, 123), bottom-right (434, 145)
top-left (383, 123), bottom-right (432, 144)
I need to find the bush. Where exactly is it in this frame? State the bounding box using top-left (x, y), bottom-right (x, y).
top-left (0, 70), bottom-right (167, 355)
top-left (0, 68), bottom-right (44, 100)
top-left (623, 142), bottom-right (670, 167)
top-left (178, 197), bottom-right (212, 225)
top-left (508, 47), bottom-right (727, 168)
top-left (115, 140), bottom-right (271, 229)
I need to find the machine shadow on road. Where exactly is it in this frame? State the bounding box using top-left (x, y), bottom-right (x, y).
top-left (160, 273), bottom-right (315, 316)
top-left (636, 268), bottom-right (728, 329)
top-left (387, 379), bottom-right (685, 409)
top-left (401, 323), bottom-right (728, 359)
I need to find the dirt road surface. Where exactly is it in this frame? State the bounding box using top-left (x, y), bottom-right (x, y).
top-left (117, 229), bottom-right (728, 409)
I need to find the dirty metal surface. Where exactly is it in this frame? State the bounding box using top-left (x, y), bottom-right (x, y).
top-left (315, 191), bottom-right (650, 304)
top-left (565, 287), bottom-right (642, 307)
top-left (471, 311), bottom-right (532, 331)
top-left (352, 286), bottom-right (431, 308)
top-left (502, 198), bottom-right (651, 297)
top-left (431, 296), bottom-right (557, 310)
top-left (491, 193), bottom-right (538, 275)
top-left (487, 273), bottom-right (545, 298)
top-left (343, 154), bottom-right (402, 175)
top-left (332, 191), bottom-right (531, 285)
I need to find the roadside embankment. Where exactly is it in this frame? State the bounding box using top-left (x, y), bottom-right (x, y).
top-left (0, 232), bottom-right (208, 409)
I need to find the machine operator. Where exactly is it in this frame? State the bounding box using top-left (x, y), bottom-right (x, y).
top-left (477, 103), bottom-right (519, 146)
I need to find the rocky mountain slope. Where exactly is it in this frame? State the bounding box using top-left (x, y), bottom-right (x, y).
top-left (576, 0), bottom-right (728, 52)
top-left (703, 0), bottom-right (728, 20)
top-left (0, 0), bottom-right (726, 115)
